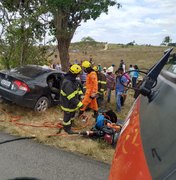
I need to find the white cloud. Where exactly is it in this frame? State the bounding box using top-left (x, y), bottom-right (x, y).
top-left (144, 17), bottom-right (176, 26)
top-left (72, 0), bottom-right (176, 45)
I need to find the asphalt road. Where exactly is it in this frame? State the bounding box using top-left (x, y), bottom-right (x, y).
top-left (0, 133), bottom-right (110, 180)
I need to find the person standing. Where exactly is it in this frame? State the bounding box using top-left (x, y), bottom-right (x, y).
top-left (50, 54), bottom-right (58, 69)
top-left (79, 70), bottom-right (87, 93)
top-left (106, 67), bottom-right (116, 103)
top-left (80, 61), bottom-right (98, 118)
top-left (93, 66), bottom-right (107, 108)
top-left (74, 59), bottom-right (79, 64)
top-left (98, 64), bottom-right (102, 72)
top-left (122, 72), bottom-right (131, 105)
top-left (119, 59), bottom-right (126, 72)
top-left (89, 55), bottom-right (95, 65)
top-left (129, 64), bottom-right (134, 80)
top-left (102, 67), bottom-right (107, 75)
top-left (132, 65), bottom-right (139, 88)
top-left (60, 64), bottom-right (83, 134)
top-left (111, 64), bottom-right (115, 73)
top-left (115, 68), bottom-right (128, 112)
top-left (79, 71), bottom-right (87, 85)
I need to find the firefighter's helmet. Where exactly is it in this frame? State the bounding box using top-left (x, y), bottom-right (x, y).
top-left (93, 66), bottom-right (98, 71)
top-left (69, 64), bottom-right (82, 74)
top-left (82, 61), bottom-right (91, 68)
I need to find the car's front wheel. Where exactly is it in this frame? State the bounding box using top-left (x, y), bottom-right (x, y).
top-left (34, 97), bottom-right (49, 112)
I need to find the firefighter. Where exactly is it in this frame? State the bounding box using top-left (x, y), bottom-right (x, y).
top-left (93, 66), bottom-right (107, 108)
top-left (80, 60), bottom-right (98, 118)
top-left (60, 64), bottom-right (83, 134)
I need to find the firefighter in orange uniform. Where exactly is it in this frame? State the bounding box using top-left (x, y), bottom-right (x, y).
top-left (93, 65), bottom-right (107, 108)
top-left (80, 61), bottom-right (98, 118)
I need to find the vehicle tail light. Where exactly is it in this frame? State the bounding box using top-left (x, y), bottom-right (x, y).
top-left (13, 80), bottom-right (30, 92)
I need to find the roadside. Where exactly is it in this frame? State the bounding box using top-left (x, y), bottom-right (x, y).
top-left (0, 132), bottom-right (110, 180)
top-left (0, 90), bottom-right (134, 164)
top-left (0, 101), bottom-right (114, 163)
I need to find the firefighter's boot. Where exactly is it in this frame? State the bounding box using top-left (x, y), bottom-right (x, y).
top-left (63, 125), bottom-right (74, 134)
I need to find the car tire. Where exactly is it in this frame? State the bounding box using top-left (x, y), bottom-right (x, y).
top-left (34, 97), bottom-right (49, 112)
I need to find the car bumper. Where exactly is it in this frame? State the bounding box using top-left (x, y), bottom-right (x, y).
top-left (0, 87), bottom-right (37, 108)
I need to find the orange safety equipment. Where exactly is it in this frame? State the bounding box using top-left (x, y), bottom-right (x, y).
top-left (81, 71), bottom-right (98, 111)
top-left (82, 61), bottom-right (91, 68)
top-left (69, 64), bottom-right (82, 74)
top-left (107, 123), bottom-right (121, 132)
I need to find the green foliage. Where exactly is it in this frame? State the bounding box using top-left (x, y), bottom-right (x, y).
top-left (0, 0), bottom-right (121, 71)
top-left (126, 41), bottom-right (135, 47)
top-left (81, 36), bottom-right (96, 43)
top-left (69, 36), bottom-right (99, 54)
top-left (0, 42), bottom-right (48, 69)
top-left (45, 0), bottom-right (120, 71)
top-left (0, 0), bottom-right (48, 68)
top-left (79, 36), bottom-right (97, 52)
top-left (47, 0), bottom-right (119, 31)
top-left (47, 0), bottom-right (72, 7)
top-left (163, 36), bottom-right (172, 44)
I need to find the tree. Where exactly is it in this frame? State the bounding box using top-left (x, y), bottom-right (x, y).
top-left (0, 0), bottom-right (47, 68)
top-left (79, 36), bottom-right (97, 53)
top-left (81, 36), bottom-right (96, 43)
top-left (46, 0), bottom-right (121, 71)
top-left (0, 1), bottom-right (121, 71)
top-left (126, 40), bottom-right (135, 46)
top-left (163, 36), bottom-right (172, 44)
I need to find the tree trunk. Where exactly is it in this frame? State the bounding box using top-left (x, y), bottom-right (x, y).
top-left (57, 37), bottom-right (71, 72)
top-left (19, 2), bottom-right (25, 65)
top-left (20, 43), bottom-right (25, 65)
top-left (54, 9), bottom-right (77, 72)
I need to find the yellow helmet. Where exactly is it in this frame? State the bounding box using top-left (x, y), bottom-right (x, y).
top-left (93, 66), bottom-right (98, 71)
top-left (69, 64), bottom-right (82, 74)
top-left (82, 60), bottom-right (91, 68)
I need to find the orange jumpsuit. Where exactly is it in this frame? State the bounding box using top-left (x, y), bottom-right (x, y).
top-left (81, 71), bottom-right (98, 111)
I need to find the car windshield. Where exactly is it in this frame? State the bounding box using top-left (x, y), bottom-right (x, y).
top-left (11, 65), bottom-right (51, 78)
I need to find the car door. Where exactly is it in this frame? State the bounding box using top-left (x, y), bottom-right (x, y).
top-left (140, 57), bottom-right (176, 180)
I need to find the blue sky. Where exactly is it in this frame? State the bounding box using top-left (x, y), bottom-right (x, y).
top-left (72, 0), bottom-right (176, 45)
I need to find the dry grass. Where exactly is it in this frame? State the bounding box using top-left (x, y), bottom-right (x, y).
top-left (70, 45), bottom-right (168, 69)
top-left (0, 101), bottom-right (115, 163)
top-left (0, 45), bottom-right (174, 164)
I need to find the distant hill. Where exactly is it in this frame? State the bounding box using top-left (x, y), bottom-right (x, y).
top-left (69, 44), bottom-right (174, 70)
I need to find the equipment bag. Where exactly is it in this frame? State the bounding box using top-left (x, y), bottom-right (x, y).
top-left (92, 110), bottom-right (122, 145)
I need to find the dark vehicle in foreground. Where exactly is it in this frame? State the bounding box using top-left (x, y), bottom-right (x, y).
top-left (109, 48), bottom-right (176, 180)
top-left (0, 65), bottom-right (64, 112)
